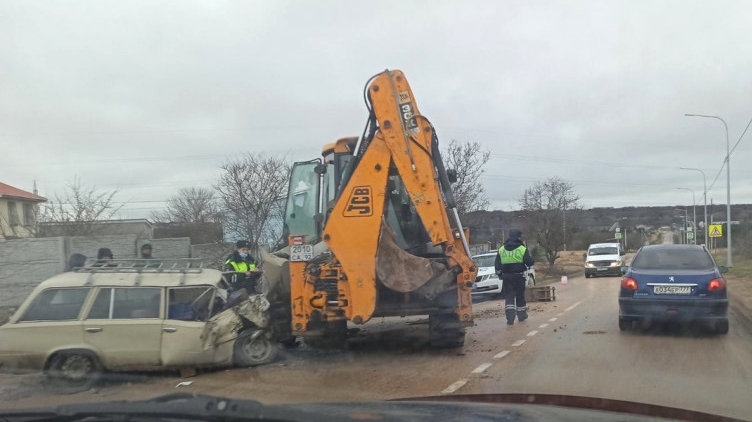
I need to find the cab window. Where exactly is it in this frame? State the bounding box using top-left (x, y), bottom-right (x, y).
top-left (167, 286), bottom-right (215, 321)
top-left (87, 287), bottom-right (162, 319)
top-left (19, 288), bottom-right (90, 321)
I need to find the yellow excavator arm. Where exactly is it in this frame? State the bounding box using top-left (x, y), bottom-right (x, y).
top-left (287, 70), bottom-right (477, 347)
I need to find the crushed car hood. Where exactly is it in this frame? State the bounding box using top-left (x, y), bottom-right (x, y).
top-left (203, 294), bottom-right (270, 349)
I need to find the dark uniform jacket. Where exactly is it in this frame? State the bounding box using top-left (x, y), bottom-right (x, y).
top-left (494, 238), bottom-right (534, 277)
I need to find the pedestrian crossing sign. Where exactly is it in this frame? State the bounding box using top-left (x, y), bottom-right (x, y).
top-left (709, 224), bottom-right (723, 238)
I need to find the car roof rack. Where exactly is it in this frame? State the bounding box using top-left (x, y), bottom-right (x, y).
top-left (75, 258), bottom-right (205, 272)
top-left (75, 259), bottom-right (210, 286)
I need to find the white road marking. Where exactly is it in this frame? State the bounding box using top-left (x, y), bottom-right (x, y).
top-left (548, 317), bottom-right (558, 322)
top-left (494, 350), bottom-right (510, 360)
top-left (512, 339), bottom-right (526, 347)
top-left (539, 323), bottom-right (549, 328)
top-left (565, 301), bottom-right (583, 312)
top-left (527, 330), bottom-right (538, 337)
top-left (442, 379), bottom-right (469, 394)
top-left (471, 363), bottom-right (493, 374)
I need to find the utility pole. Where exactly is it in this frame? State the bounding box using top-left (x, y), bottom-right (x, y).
top-left (684, 114), bottom-right (731, 266)
top-left (680, 167), bottom-right (707, 245)
top-left (710, 199), bottom-right (714, 250)
top-left (562, 206), bottom-right (567, 252)
top-left (676, 188), bottom-right (696, 244)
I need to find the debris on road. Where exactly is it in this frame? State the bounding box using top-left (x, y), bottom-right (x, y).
top-left (175, 381), bottom-right (194, 388)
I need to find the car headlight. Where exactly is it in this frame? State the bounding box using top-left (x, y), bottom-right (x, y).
top-left (610, 261), bottom-right (620, 267)
top-left (586, 263), bottom-right (595, 268)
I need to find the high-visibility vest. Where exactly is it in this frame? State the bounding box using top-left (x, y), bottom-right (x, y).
top-left (225, 260), bottom-right (256, 272)
top-left (499, 245), bottom-right (527, 264)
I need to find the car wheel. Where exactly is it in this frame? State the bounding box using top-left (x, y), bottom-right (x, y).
top-left (618, 318), bottom-right (631, 331)
top-left (585, 273), bottom-right (591, 278)
top-left (45, 351), bottom-right (101, 394)
top-left (429, 313), bottom-right (465, 348)
top-left (715, 320), bottom-right (729, 335)
top-left (303, 319), bottom-right (348, 349)
top-left (233, 330), bottom-right (279, 366)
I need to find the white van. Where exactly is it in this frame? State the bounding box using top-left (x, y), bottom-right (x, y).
top-left (584, 243), bottom-right (624, 278)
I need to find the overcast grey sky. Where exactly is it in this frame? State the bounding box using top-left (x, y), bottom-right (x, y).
top-left (2, 0), bottom-right (751, 219)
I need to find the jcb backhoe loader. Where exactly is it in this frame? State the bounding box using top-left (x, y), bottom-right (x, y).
top-left (267, 69), bottom-right (477, 348)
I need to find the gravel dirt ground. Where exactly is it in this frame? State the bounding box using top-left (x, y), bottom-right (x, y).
top-left (2, 271), bottom-right (751, 420)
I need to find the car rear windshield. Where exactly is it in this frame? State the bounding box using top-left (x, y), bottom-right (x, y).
top-left (589, 247), bottom-right (618, 256)
top-left (472, 255), bottom-right (496, 268)
top-left (631, 248), bottom-right (715, 270)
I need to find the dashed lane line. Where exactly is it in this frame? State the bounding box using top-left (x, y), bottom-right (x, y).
top-left (442, 298), bottom-right (583, 396)
top-left (442, 378), bottom-right (469, 394)
top-left (565, 300), bottom-right (583, 312)
top-left (471, 363), bottom-right (493, 374)
top-left (494, 350), bottom-right (510, 360)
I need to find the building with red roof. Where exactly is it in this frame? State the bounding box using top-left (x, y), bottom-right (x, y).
top-left (0, 182), bottom-right (47, 239)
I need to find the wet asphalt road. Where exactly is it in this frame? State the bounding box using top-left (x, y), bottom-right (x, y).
top-left (2, 274), bottom-right (751, 420)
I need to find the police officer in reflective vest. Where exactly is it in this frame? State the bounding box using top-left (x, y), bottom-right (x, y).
top-left (495, 229), bottom-right (534, 325)
top-left (224, 240), bottom-right (258, 289)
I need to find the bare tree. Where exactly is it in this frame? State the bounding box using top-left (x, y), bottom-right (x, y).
top-left (519, 177), bottom-right (580, 266)
top-left (442, 139), bottom-right (491, 217)
top-left (38, 177), bottom-right (123, 236)
top-left (152, 187), bottom-right (219, 223)
top-left (215, 153), bottom-right (291, 250)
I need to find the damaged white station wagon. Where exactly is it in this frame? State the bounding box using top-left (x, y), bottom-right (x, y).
top-left (0, 260), bottom-right (279, 392)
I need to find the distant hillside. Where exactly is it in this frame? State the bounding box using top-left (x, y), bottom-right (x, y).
top-left (464, 204), bottom-right (752, 245)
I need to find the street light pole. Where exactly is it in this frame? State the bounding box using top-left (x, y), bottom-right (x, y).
top-left (676, 188), bottom-right (696, 244)
top-left (685, 114), bottom-right (731, 266)
top-left (680, 167), bottom-right (707, 245)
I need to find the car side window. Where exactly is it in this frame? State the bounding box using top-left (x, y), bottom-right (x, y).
top-left (167, 286), bottom-right (214, 322)
top-left (19, 288), bottom-right (90, 322)
top-left (86, 288), bottom-right (162, 319)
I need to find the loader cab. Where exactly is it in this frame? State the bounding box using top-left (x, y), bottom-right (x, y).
top-left (282, 136), bottom-right (432, 253)
top-left (282, 137), bottom-right (358, 243)
top-left (283, 159), bottom-right (322, 242)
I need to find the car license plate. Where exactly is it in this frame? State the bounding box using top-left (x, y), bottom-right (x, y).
top-left (597, 267), bottom-right (609, 271)
top-left (290, 244), bottom-right (313, 262)
top-left (653, 285), bottom-right (691, 295)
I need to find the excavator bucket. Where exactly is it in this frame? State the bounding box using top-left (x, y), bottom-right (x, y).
top-left (375, 219), bottom-right (456, 300)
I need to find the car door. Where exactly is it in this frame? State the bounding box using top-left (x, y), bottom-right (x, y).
top-left (11, 287), bottom-right (91, 367)
top-left (82, 287), bottom-right (163, 369)
top-left (160, 286), bottom-right (226, 367)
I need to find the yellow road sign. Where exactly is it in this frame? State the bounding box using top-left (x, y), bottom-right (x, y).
top-left (709, 224), bottom-right (723, 238)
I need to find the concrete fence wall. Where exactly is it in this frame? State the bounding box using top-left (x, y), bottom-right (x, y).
top-left (138, 238), bottom-right (191, 259)
top-left (0, 235), bottom-right (203, 321)
top-left (69, 235), bottom-right (139, 260)
top-left (190, 242), bottom-right (234, 270)
top-left (0, 237), bottom-right (67, 312)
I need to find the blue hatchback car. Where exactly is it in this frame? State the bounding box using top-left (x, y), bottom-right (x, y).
top-left (618, 244), bottom-right (729, 334)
